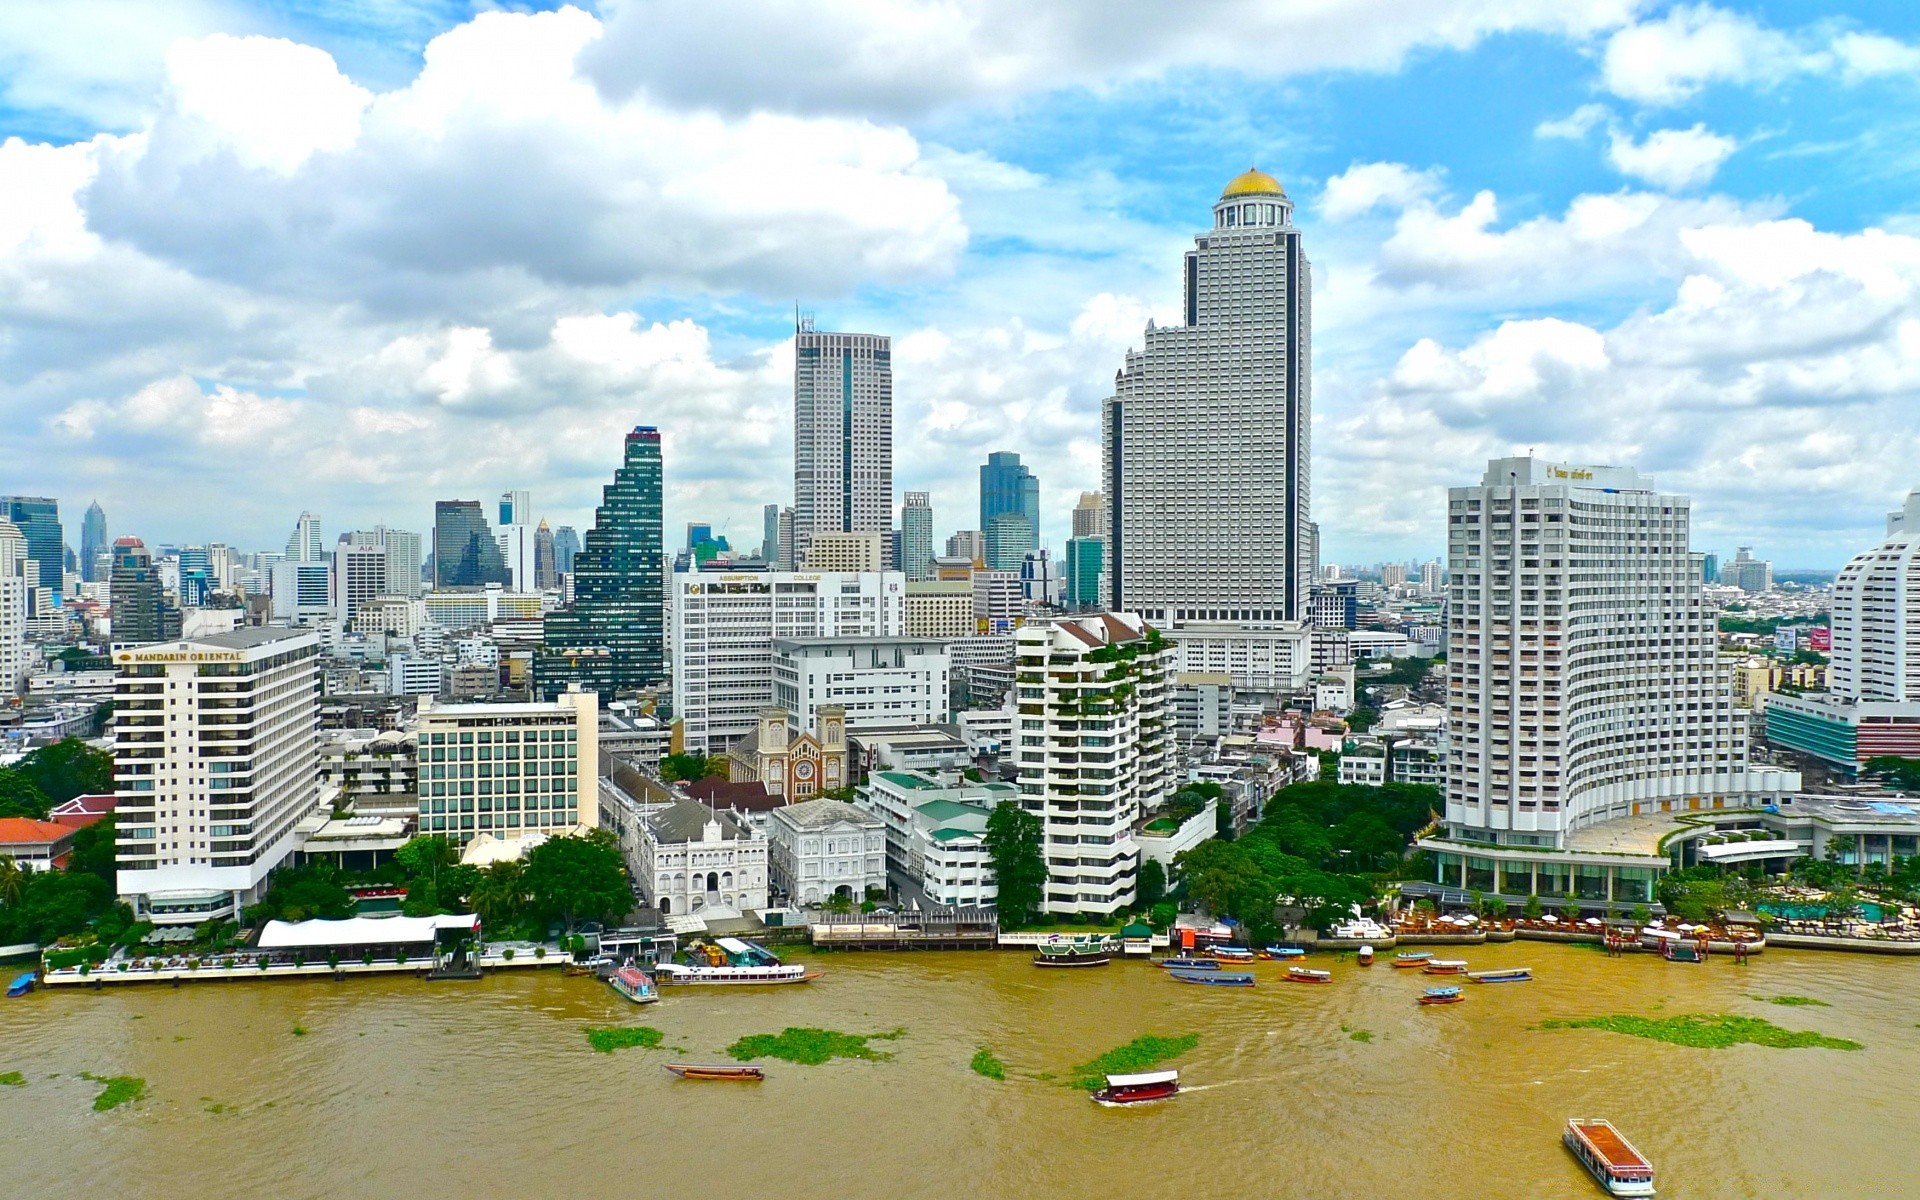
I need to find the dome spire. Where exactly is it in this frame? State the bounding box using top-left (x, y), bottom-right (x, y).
top-left (1221, 167), bottom-right (1286, 199)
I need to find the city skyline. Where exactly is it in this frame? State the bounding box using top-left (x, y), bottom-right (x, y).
top-left (4, 4), bottom-right (1920, 567)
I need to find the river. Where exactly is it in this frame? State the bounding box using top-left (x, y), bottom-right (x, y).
top-left (2, 942), bottom-right (1915, 1199)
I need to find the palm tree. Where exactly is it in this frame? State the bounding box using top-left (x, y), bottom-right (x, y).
top-left (470, 861), bottom-right (527, 933)
top-left (0, 855), bottom-right (22, 907)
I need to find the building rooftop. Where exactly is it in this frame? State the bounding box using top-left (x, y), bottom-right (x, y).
top-left (771, 798), bottom-right (878, 830)
top-left (915, 797), bottom-right (989, 822)
top-left (186, 626), bottom-right (317, 650)
top-left (773, 636), bottom-right (950, 653)
top-left (876, 771), bottom-right (941, 790)
top-left (649, 798), bottom-right (756, 844)
top-left (0, 817), bottom-right (75, 845)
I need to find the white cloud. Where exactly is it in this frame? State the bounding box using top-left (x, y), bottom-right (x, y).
top-left (1319, 162), bottom-right (1445, 221)
top-left (1607, 123), bottom-right (1738, 189)
top-left (163, 34), bottom-right (371, 174)
top-left (1535, 103), bottom-right (1611, 140)
top-left (584, 0), bottom-right (1644, 118)
top-left (1832, 32), bottom-right (1920, 81)
top-left (1601, 4), bottom-right (1808, 105)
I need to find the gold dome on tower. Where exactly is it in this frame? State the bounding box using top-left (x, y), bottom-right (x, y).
top-left (1221, 167), bottom-right (1285, 198)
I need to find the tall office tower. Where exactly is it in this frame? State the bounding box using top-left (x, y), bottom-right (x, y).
top-left (946, 529), bottom-right (985, 564)
top-left (980, 450), bottom-right (1040, 544)
top-left (1381, 563), bottom-right (1409, 588)
top-left (433, 501), bottom-right (509, 588)
top-left (1102, 169), bottom-right (1312, 629)
top-left (984, 511), bottom-right (1035, 572)
top-left (284, 511), bottom-right (323, 563)
top-left (331, 540), bottom-right (388, 623)
top-left (686, 522), bottom-right (715, 553)
top-left (113, 627), bottom-right (323, 922)
top-left (175, 546), bottom-right (213, 606)
top-left (533, 520), bottom-right (558, 589)
top-left (1065, 535), bottom-right (1104, 610)
top-left (1306, 521), bottom-right (1322, 586)
top-left (109, 537), bottom-right (181, 646)
top-left (762, 503), bottom-right (781, 564)
top-left (414, 690), bottom-right (598, 847)
top-left (0, 520), bottom-right (28, 695)
top-left (349, 526), bottom-right (423, 598)
top-left (1420, 560), bottom-right (1444, 593)
top-left (1, 496), bottom-right (62, 607)
top-left (499, 490), bottom-right (532, 528)
top-left (671, 569), bottom-right (904, 754)
top-left (1830, 489), bottom-right (1920, 703)
top-left (1071, 492), bottom-right (1107, 540)
top-left (1012, 613), bottom-right (1172, 915)
top-left (536, 426), bottom-right (666, 698)
top-left (900, 492), bottom-right (934, 581)
top-left (793, 318), bottom-right (892, 563)
top-left (1723, 546), bottom-right (1772, 593)
top-left (1429, 458), bottom-right (1792, 891)
top-left (1700, 552), bottom-right (1720, 584)
top-left (553, 526), bottom-right (581, 575)
top-left (775, 508), bottom-right (796, 570)
top-left (80, 501), bottom-right (107, 582)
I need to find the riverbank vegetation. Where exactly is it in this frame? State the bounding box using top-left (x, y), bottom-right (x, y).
top-left (983, 802), bottom-right (1046, 927)
top-left (727, 1027), bottom-right (904, 1065)
top-left (586, 1026), bottom-right (664, 1053)
top-left (969, 1047), bottom-right (1006, 1080)
top-left (1540, 1013), bottom-right (1861, 1051)
top-left (1067, 1033), bottom-right (1198, 1090)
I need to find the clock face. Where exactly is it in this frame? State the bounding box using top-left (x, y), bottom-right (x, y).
top-left (794, 761), bottom-right (815, 780)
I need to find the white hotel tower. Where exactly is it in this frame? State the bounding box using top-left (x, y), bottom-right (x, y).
top-left (1102, 168), bottom-right (1312, 628)
top-left (1418, 458), bottom-right (1795, 909)
top-left (793, 318), bottom-right (893, 567)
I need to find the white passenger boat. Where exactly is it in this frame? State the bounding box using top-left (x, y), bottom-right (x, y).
top-left (652, 962), bottom-right (821, 986)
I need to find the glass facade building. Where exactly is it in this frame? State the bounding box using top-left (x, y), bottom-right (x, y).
top-left (433, 500), bottom-right (510, 588)
top-left (1, 495), bottom-right (62, 606)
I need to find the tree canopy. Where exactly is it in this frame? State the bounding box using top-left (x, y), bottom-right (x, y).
top-left (1864, 756), bottom-right (1920, 793)
top-left (523, 829), bottom-right (630, 931)
top-left (983, 801), bottom-right (1045, 928)
top-left (0, 770), bottom-right (52, 820)
top-left (11, 738), bottom-right (112, 807)
top-left (659, 753), bottom-right (729, 783)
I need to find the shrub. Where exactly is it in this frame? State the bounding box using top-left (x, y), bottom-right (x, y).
top-left (327, 952), bottom-right (340, 969)
top-left (534, 946), bottom-right (546, 960)
top-left (502, 947), bottom-right (515, 961)
top-left (363, 951), bottom-right (374, 965)
top-left (258, 955), bottom-right (270, 970)
top-left (395, 950), bottom-right (408, 965)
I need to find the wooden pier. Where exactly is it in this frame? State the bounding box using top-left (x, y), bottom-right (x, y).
top-left (810, 910), bottom-right (999, 950)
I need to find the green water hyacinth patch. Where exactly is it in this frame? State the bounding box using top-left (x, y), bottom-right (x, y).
top-left (727, 1027), bottom-right (903, 1065)
top-left (1540, 1013), bottom-right (1860, 1051)
top-left (1068, 1033), bottom-right (1199, 1090)
top-left (586, 1026), bottom-right (664, 1053)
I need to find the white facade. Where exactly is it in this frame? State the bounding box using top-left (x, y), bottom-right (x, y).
top-left (423, 585), bottom-right (544, 630)
top-left (857, 769), bottom-right (1014, 907)
top-left (269, 560), bottom-right (332, 624)
top-left (114, 628), bottom-right (323, 921)
top-left (793, 325), bottom-right (892, 564)
top-left (1168, 623), bottom-right (1312, 695)
top-left (332, 541), bottom-right (388, 624)
top-left (766, 797), bottom-right (888, 905)
top-left (637, 799), bottom-right (768, 919)
top-left (1013, 613), bottom-right (1173, 915)
top-left (772, 637), bottom-right (950, 732)
top-left (1445, 457), bottom-right (1795, 848)
top-left (803, 531), bottom-right (889, 572)
top-left (671, 570), bottom-right (905, 754)
top-left (0, 519), bottom-right (28, 696)
top-left (1830, 489), bottom-right (1920, 703)
top-left (1103, 170), bottom-right (1311, 629)
top-left (353, 597), bottom-right (427, 638)
top-left (1348, 630), bottom-right (1411, 659)
top-left (414, 690), bottom-right (598, 846)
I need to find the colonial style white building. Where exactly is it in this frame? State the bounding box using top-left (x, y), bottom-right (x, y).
top-left (637, 799), bottom-right (768, 921)
top-left (766, 798), bottom-right (887, 905)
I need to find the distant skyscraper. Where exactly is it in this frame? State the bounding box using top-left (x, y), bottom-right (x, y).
top-left (537, 426), bottom-right (666, 697)
top-left (901, 492), bottom-right (933, 581)
top-left (553, 526), bottom-right (581, 575)
top-left (349, 526), bottom-right (422, 598)
top-left (1, 496), bottom-right (62, 607)
top-left (793, 319), bottom-right (892, 563)
top-left (1102, 169), bottom-right (1312, 627)
top-left (946, 529), bottom-right (985, 564)
top-left (1065, 536), bottom-right (1104, 611)
top-left (980, 451), bottom-right (1040, 545)
top-left (284, 510), bottom-right (323, 563)
top-left (984, 511), bottom-right (1035, 572)
top-left (1723, 546), bottom-right (1771, 593)
top-left (0, 520), bottom-right (29, 695)
top-left (499, 490), bottom-right (531, 528)
top-left (1071, 492), bottom-right (1107, 540)
top-left (775, 508), bottom-right (796, 570)
top-left (534, 520), bottom-right (558, 590)
top-left (109, 537), bottom-right (180, 646)
top-left (332, 540), bottom-right (388, 623)
top-left (433, 501), bottom-right (509, 588)
top-left (762, 503), bottom-right (781, 563)
top-left (81, 500), bottom-right (107, 583)
top-left (1700, 552), bottom-right (1719, 584)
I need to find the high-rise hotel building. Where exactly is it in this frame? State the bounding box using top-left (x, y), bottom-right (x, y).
top-left (793, 319), bottom-right (892, 565)
top-left (1102, 169), bottom-right (1312, 628)
top-left (113, 628), bottom-right (323, 924)
top-left (1418, 458), bottom-right (1796, 908)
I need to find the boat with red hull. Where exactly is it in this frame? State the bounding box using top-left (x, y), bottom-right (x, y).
top-left (665, 1063), bottom-right (765, 1081)
top-left (1091, 1070), bottom-right (1180, 1106)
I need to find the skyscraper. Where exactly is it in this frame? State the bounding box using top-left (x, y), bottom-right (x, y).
top-left (433, 501), bottom-right (510, 588)
top-left (536, 426), bottom-right (666, 697)
top-left (331, 540), bottom-right (388, 623)
top-left (1065, 535), bottom-right (1104, 610)
top-left (500, 489), bottom-right (531, 527)
top-left (762, 503), bottom-right (781, 564)
top-left (109, 537), bottom-right (181, 646)
top-left (900, 491), bottom-right (933, 581)
top-left (0, 520), bottom-right (28, 695)
top-left (775, 508), bottom-right (795, 570)
top-left (1723, 546), bottom-right (1772, 593)
top-left (1071, 492), bottom-right (1107, 540)
top-left (553, 526), bottom-right (581, 575)
top-left (793, 318), bottom-right (892, 563)
top-left (534, 520), bottom-right (558, 590)
top-left (81, 500), bottom-right (107, 583)
top-left (984, 511), bottom-right (1035, 572)
top-left (1, 496), bottom-right (62, 607)
top-left (980, 451), bottom-right (1040, 546)
top-left (1829, 489), bottom-right (1920, 703)
top-left (1102, 169), bottom-right (1312, 628)
top-left (348, 526), bottom-right (423, 598)
top-left (284, 511), bottom-right (323, 563)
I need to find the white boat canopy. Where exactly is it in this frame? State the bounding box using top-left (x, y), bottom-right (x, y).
top-left (258, 914), bottom-right (477, 950)
top-left (1105, 1070), bottom-right (1179, 1087)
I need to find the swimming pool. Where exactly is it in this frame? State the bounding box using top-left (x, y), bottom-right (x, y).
top-left (1758, 901), bottom-right (1888, 922)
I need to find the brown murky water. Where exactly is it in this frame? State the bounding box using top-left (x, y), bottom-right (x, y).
top-left (2, 942), bottom-right (1915, 1199)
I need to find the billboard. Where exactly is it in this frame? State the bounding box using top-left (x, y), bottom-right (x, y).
top-left (1809, 626), bottom-right (1831, 652)
top-left (1774, 627), bottom-right (1799, 654)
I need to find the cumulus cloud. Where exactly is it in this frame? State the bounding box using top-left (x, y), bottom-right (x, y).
top-left (583, 0), bottom-right (1643, 118)
top-left (1607, 123), bottom-right (1738, 189)
top-left (1319, 162), bottom-right (1445, 221)
top-left (1535, 103), bottom-right (1611, 140)
top-left (1600, 5), bottom-right (1920, 105)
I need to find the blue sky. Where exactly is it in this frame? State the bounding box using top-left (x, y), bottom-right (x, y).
top-left (4, 1), bottom-right (1920, 569)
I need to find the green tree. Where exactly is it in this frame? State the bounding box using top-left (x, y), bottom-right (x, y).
top-left (0, 770), bottom-right (52, 820)
top-left (0, 855), bottom-right (24, 907)
top-left (523, 830), bottom-right (630, 931)
top-left (13, 738), bottom-right (112, 807)
top-left (395, 834), bottom-right (457, 888)
top-left (659, 753), bottom-right (728, 783)
top-left (469, 860), bottom-right (528, 931)
top-left (982, 801), bottom-right (1045, 929)
top-left (1864, 756), bottom-right (1920, 793)
top-left (67, 817), bottom-right (117, 887)
top-left (1524, 894), bottom-right (1544, 920)
top-left (1137, 858), bottom-right (1166, 908)
top-left (1174, 840), bottom-right (1272, 922)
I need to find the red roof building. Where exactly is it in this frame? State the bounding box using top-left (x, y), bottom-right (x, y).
top-left (0, 818), bottom-right (78, 870)
top-left (48, 793), bottom-right (116, 830)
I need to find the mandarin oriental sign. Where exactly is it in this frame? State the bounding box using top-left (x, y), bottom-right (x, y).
top-left (116, 650), bottom-right (245, 664)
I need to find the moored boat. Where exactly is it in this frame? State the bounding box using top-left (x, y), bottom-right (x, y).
top-left (6, 971), bottom-right (34, 997)
top-left (1033, 943), bottom-right (1111, 968)
top-left (1285, 966), bottom-right (1332, 984)
top-left (665, 1063), bottom-right (765, 1081)
top-left (1468, 967), bottom-right (1532, 983)
top-left (1422, 960), bottom-right (1469, 975)
top-left (1091, 1069), bottom-right (1180, 1106)
top-left (653, 962), bottom-right (820, 986)
top-left (1169, 969), bottom-right (1255, 987)
top-left (1563, 1118), bottom-right (1656, 1197)
top-left (1357, 945), bottom-right (1375, 966)
top-left (1209, 946), bottom-right (1255, 963)
top-left (1419, 986), bottom-right (1464, 1006)
top-left (1258, 946), bottom-right (1305, 960)
top-left (1391, 951), bottom-right (1433, 968)
top-left (1154, 956), bottom-right (1220, 971)
top-left (609, 966), bottom-right (659, 1004)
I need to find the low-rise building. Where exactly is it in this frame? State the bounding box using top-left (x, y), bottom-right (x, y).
top-left (905, 580), bottom-right (975, 638)
top-left (317, 729), bottom-right (418, 806)
top-left (1173, 672), bottom-right (1234, 742)
top-left (0, 817), bottom-right (77, 870)
top-left (766, 797), bottom-right (887, 905)
top-left (636, 798), bottom-right (768, 920)
top-left (1764, 692), bottom-right (1920, 773)
top-left (772, 636), bottom-right (950, 731)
